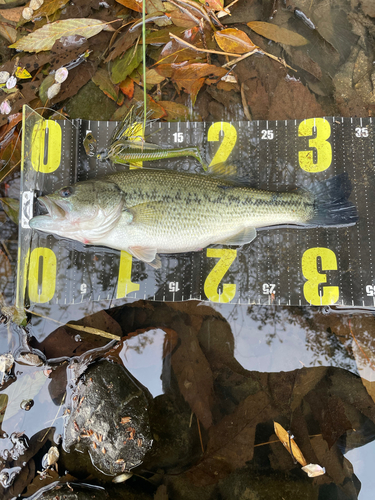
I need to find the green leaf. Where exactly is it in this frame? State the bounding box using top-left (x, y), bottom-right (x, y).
top-left (9, 18), bottom-right (113, 53)
top-left (111, 45), bottom-right (143, 84)
top-left (92, 68), bottom-right (120, 102)
top-left (0, 197), bottom-right (19, 224)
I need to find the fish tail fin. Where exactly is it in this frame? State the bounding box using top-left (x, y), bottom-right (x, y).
top-left (307, 173), bottom-right (358, 227)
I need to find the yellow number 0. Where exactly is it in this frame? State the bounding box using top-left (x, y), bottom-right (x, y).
top-left (27, 247), bottom-right (56, 303)
top-left (207, 122), bottom-right (237, 168)
top-left (116, 251), bottom-right (140, 298)
top-left (302, 247), bottom-right (339, 305)
top-left (31, 120), bottom-right (62, 173)
top-left (298, 118), bottom-right (332, 172)
top-left (204, 248), bottom-right (237, 303)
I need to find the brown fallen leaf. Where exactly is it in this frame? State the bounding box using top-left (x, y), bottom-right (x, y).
top-left (115, 0), bottom-right (143, 12)
top-left (10, 18), bottom-right (114, 52)
top-left (18, 0), bottom-right (70, 25)
top-left (169, 10), bottom-right (199, 28)
top-left (268, 78), bottom-right (325, 120)
top-left (158, 101), bottom-right (192, 121)
top-left (171, 325), bottom-right (214, 429)
top-left (104, 28), bottom-right (140, 63)
top-left (199, 0), bottom-right (223, 12)
top-left (187, 391), bottom-right (273, 486)
top-left (119, 77), bottom-right (134, 99)
top-left (0, 6), bottom-right (23, 22)
top-left (247, 21), bottom-right (309, 47)
top-left (215, 28), bottom-right (257, 54)
top-left (163, 63), bottom-right (227, 103)
top-left (274, 421), bottom-right (308, 466)
top-left (0, 23), bottom-right (17, 43)
top-left (145, 68), bottom-right (166, 85)
top-left (144, 25), bottom-right (185, 45)
top-left (146, 0), bottom-right (165, 14)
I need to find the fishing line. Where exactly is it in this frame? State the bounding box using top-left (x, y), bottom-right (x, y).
top-left (142, 0), bottom-right (147, 134)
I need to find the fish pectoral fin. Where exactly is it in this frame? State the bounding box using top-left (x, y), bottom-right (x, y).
top-left (129, 246), bottom-right (160, 265)
top-left (131, 202), bottom-right (164, 226)
top-left (216, 227), bottom-right (257, 246)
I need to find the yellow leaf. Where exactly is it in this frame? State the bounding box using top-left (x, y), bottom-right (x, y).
top-left (215, 28), bottom-right (257, 54)
top-left (9, 18), bottom-right (113, 53)
top-left (274, 421), bottom-right (308, 466)
top-left (247, 21), bottom-right (309, 47)
top-left (15, 67), bottom-right (32, 79)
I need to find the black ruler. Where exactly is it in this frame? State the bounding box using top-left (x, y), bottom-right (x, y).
top-left (16, 106), bottom-right (375, 310)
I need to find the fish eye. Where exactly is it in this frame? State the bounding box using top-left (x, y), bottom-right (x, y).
top-left (59, 186), bottom-right (74, 198)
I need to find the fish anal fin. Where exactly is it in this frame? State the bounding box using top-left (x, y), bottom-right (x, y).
top-left (216, 227), bottom-right (257, 246)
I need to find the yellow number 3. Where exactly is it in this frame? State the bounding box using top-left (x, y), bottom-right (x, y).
top-left (302, 247), bottom-right (339, 305)
top-left (298, 118), bottom-right (332, 172)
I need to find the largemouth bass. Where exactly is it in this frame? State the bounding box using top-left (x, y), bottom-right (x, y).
top-left (30, 169), bottom-right (357, 268)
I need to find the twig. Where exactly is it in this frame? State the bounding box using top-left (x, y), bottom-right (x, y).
top-left (240, 82), bottom-right (252, 120)
top-left (222, 48), bottom-right (296, 72)
top-left (168, 33), bottom-right (241, 57)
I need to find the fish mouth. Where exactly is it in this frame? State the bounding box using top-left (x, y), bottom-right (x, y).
top-left (37, 196), bottom-right (66, 220)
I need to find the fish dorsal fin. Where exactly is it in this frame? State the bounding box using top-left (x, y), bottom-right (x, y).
top-left (216, 227), bottom-right (257, 246)
top-left (129, 246), bottom-right (160, 267)
top-left (130, 202), bottom-right (164, 226)
top-left (205, 163), bottom-right (249, 187)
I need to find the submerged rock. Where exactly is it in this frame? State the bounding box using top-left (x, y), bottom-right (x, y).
top-left (63, 359), bottom-right (153, 478)
top-left (26, 482), bottom-right (108, 500)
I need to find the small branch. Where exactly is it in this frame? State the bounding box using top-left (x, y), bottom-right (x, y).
top-left (169, 32), bottom-right (241, 57)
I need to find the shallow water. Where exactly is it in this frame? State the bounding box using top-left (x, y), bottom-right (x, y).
top-left (2, 0), bottom-right (375, 497)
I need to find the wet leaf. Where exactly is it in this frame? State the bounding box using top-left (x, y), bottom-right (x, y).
top-left (144, 25), bottom-right (185, 45)
top-left (187, 391), bottom-right (273, 486)
top-left (0, 22), bottom-right (17, 43)
top-left (119, 77), bottom-right (135, 99)
top-left (0, 370), bottom-right (47, 424)
top-left (105, 28), bottom-right (140, 63)
top-left (145, 68), bottom-right (165, 85)
top-left (0, 6), bottom-right (23, 22)
top-left (274, 421), bottom-right (308, 466)
top-left (146, 0), bottom-right (165, 15)
top-left (92, 68), bottom-right (122, 104)
top-left (198, 0), bottom-right (223, 12)
top-left (169, 10), bottom-right (198, 28)
top-left (158, 101), bottom-right (192, 121)
top-left (0, 197), bottom-right (19, 224)
top-left (115, 0), bottom-right (143, 12)
top-left (169, 63), bottom-right (227, 104)
top-left (247, 21), bottom-right (309, 47)
top-left (9, 18), bottom-right (113, 52)
top-left (171, 326), bottom-right (214, 429)
top-left (130, 85), bottom-right (166, 119)
top-left (268, 78), bottom-right (324, 120)
top-left (111, 45), bottom-right (143, 84)
top-left (18, 0), bottom-right (70, 25)
top-left (15, 67), bottom-right (31, 79)
top-left (0, 249), bottom-right (12, 291)
top-left (351, 339), bottom-right (375, 404)
top-left (215, 28), bottom-right (257, 54)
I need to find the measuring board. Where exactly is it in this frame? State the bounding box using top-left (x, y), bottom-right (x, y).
top-left (16, 105), bottom-right (375, 311)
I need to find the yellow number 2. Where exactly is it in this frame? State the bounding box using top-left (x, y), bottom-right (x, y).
top-left (298, 118), bottom-right (332, 172)
top-left (204, 248), bottom-right (237, 303)
top-left (302, 247), bottom-right (339, 305)
top-left (207, 122), bottom-right (237, 168)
